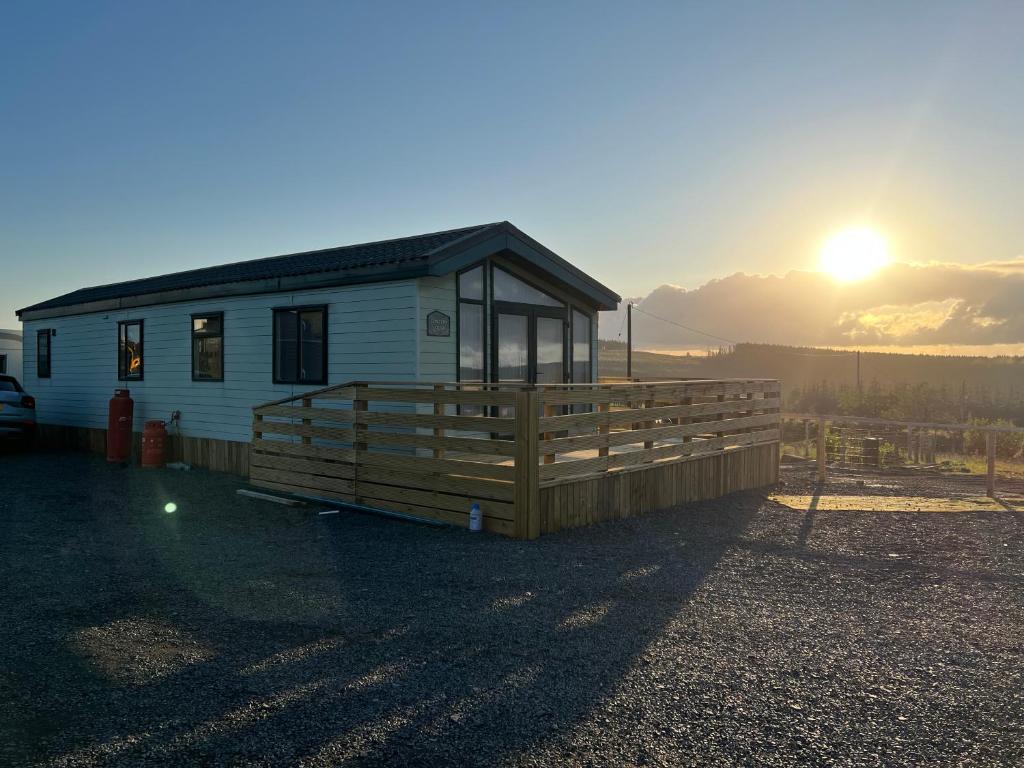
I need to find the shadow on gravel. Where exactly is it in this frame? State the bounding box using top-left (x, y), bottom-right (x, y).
top-left (795, 484), bottom-right (822, 547)
top-left (0, 452), bottom-right (756, 766)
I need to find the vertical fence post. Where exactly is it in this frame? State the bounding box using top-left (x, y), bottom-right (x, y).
top-left (301, 398), bottom-right (312, 446)
top-left (598, 394), bottom-right (610, 459)
top-left (906, 426), bottom-right (914, 464)
top-left (682, 396), bottom-right (693, 443)
top-left (432, 383), bottom-right (445, 459)
top-left (353, 392), bottom-right (367, 503)
top-left (986, 431), bottom-right (996, 498)
top-left (514, 389), bottom-right (540, 539)
top-left (643, 386), bottom-right (655, 451)
top-left (817, 417), bottom-right (827, 483)
top-left (542, 402), bottom-right (557, 465)
top-left (803, 420), bottom-right (810, 457)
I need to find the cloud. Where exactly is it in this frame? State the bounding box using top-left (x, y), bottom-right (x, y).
top-left (601, 260), bottom-right (1024, 348)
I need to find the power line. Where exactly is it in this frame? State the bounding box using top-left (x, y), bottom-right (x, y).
top-left (615, 304), bottom-right (628, 339)
top-left (630, 306), bottom-right (738, 345)
top-left (630, 304), bottom-right (859, 357)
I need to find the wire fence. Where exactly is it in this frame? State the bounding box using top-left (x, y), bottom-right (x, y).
top-left (781, 413), bottom-right (1024, 496)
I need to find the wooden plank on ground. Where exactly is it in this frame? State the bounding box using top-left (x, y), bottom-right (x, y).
top-left (236, 488), bottom-right (306, 506)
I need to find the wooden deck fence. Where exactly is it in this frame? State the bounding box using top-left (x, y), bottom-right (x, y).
top-left (250, 379), bottom-right (782, 538)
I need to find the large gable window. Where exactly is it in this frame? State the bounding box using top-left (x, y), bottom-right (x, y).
top-left (117, 321), bottom-right (143, 380)
top-left (192, 313), bottom-right (224, 381)
top-left (274, 306), bottom-right (326, 385)
top-left (493, 266), bottom-right (562, 307)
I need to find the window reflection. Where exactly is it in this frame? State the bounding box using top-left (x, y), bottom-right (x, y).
top-left (497, 314), bottom-right (529, 382)
top-left (493, 267), bottom-right (563, 307)
top-left (572, 310), bottom-right (591, 383)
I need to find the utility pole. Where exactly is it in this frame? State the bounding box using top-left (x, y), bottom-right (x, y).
top-left (626, 302), bottom-right (633, 380)
top-left (856, 350), bottom-right (861, 393)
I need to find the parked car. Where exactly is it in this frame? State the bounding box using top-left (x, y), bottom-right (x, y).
top-left (0, 375), bottom-right (36, 447)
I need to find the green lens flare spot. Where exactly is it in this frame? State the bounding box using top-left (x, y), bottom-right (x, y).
top-left (164, 502), bottom-right (178, 514)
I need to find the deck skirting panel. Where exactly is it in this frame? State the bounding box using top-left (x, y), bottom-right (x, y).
top-left (538, 442), bottom-right (778, 534)
top-left (34, 424), bottom-right (250, 476)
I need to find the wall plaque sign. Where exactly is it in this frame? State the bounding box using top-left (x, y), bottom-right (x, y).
top-left (426, 310), bottom-right (451, 337)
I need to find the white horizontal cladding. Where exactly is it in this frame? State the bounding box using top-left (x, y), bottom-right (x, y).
top-left (20, 280), bottom-right (418, 443)
top-left (417, 273), bottom-right (457, 382)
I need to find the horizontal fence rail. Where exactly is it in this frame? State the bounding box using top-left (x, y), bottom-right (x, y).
top-left (252, 382), bottom-right (526, 537)
top-left (534, 380), bottom-right (781, 486)
top-left (250, 378), bottom-right (782, 539)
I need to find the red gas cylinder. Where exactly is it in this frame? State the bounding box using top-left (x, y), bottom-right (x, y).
top-left (106, 389), bottom-right (134, 463)
top-left (141, 420), bottom-right (167, 469)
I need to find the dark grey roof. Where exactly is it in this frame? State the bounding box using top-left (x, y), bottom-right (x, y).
top-left (18, 221), bottom-right (620, 318)
top-left (19, 223), bottom-right (496, 315)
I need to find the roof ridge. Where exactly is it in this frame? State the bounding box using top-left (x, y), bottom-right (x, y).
top-left (49, 223), bottom-right (501, 299)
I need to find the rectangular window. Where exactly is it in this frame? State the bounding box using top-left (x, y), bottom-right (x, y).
top-left (459, 303), bottom-right (484, 382)
top-left (457, 265), bottom-right (486, 415)
top-left (572, 309), bottom-right (592, 383)
top-left (0, 354), bottom-right (7, 374)
top-left (458, 264), bottom-right (484, 301)
top-left (192, 313), bottom-right (224, 381)
top-left (37, 329), bottom-right (52, 378)
top-left (273, 306), bottom-right (326, 384)
top-left (118, 320), bottom-right (144, 380)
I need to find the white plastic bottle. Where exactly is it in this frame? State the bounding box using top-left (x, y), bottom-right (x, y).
top-left (469, 502), bottom-right (482, 532)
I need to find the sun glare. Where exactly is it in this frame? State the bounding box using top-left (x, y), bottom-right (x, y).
top-left (819, 228), bottom-right (890, 282)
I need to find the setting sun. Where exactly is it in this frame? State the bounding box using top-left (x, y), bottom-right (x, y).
top-left (819, 228), bottom-right (891, 282)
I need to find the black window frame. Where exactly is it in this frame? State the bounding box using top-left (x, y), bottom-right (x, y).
top-left (191, 312), bottom-right (225, 382)
top-left (117, 320), bottom-right (144, 381)
top-left (37, 329), bottom-right (52, 378)
top-left (490, 261), bottom-right (569, 386)
top-left (456, 264), bottom-right (488, 416)
top-left (492, 264), bottom-right (564, 308)
top-left (570, 306), bottom-right (594, 384)
top-left (0, 353), bottom-right (7, 375)
top-left (272, 305), bottom-right (328, 385)
top-left (456, 264), bottom-right (487, 385)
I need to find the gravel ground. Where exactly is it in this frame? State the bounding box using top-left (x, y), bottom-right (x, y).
top-left (1, 451), bottom-right (1022, 767)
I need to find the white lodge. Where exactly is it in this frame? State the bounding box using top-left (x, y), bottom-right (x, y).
top-left (16, 222), bottom-right (620, 472)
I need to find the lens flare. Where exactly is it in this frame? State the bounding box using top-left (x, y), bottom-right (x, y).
top-left (164, 502), bottom-right (177, 514)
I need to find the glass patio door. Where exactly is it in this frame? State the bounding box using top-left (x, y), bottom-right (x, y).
top-left (496, 313), bottom-right (530, 384)
top-left (535, 316), bottom-right (564, 385)
top-left (494, 308), bottom-right (565, 385)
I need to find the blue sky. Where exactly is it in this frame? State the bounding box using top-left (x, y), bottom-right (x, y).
top-left (2, 1), bottom-right (1022, 325)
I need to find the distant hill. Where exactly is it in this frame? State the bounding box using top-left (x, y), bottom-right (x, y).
top-left (599, 340), bottom-right (1024, 396)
